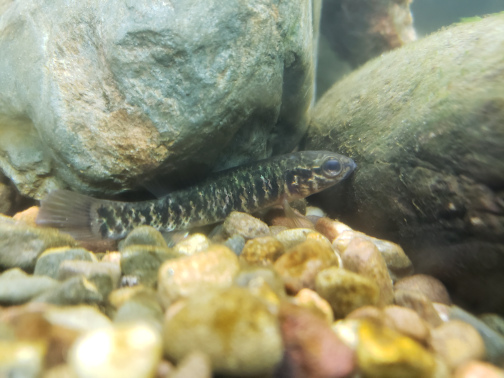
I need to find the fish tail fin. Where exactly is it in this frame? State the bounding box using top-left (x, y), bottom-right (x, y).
top-left (36, 189), bottom-right (99, 240)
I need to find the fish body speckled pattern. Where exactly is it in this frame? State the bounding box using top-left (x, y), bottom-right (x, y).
top-left (36, 151), bottom-right (356, 239)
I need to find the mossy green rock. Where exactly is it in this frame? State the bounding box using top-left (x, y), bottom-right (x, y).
top-left (304, 14), bottom-right (504, 313)
top-left (34, 247), bottom-right (96, 279)
top-left (163, 286), bottom-right (282, 376)
top-left (119, 226), bottom-right (168, 250)
top-left (32, 276), bottom-right (103, 305)
top-left (0, 268), bottom-right (59, 305)
top-left (0, 222), bottom-right (78, 271)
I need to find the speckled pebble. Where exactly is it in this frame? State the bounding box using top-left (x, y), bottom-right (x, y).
top-left (0, 268), bottom-right (59, 305)
top-left (240, 236), bottom-right (285, 266)
top-left (315, 267), bottom-right (379, 319)
top-left (172, 233), bottom-right (210, 256)
top-left (120, 245), bottom-right (180, 287)
top-left (222, 211), bottom-right (270, 239)
top-left (278, 302), bottom-right (355, 377)
top-left (34, 247), bottom-right (97, 279)
top-left (357, 320), bottom-right (435, 378)
top-left (274, 239), bottom-right (339, 294)
top-left (334, 230), bottom-right (413, 279)
top-left (69, 323), bottom-right (162, 378)
top-left (341, 237), bottom-right (393, 306)
top-left (394, 274), bottom-right (451, 305)
top-left (157, 244), bottom-right (240, 308)
top-left (430, 320), bottom-right (486, 370)
top-left (273, 228), bottom-right (314, 249)
top-left (293, 288), bottom-right (334, 324)
top-left (119, 225), bottom-right (169, 249)
top-left (163, 287), bottom-right (282, 376)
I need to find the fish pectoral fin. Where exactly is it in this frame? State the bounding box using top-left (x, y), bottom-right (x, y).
top-left (282, 197), bottom-right (314, 229)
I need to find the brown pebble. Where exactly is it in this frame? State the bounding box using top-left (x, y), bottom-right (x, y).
top-left (293, 288), bottom-right (334, 324)
top-left (430, 320), bottom-right (486, 370)
top-left (278, 302), bottom-right (355, 378)
top-left (454, 360), bottom-right (504, 378)
top-left (273, 239), bottom-right (338, 294)
top-left (395, 274), bottom-right (451, 305)
top-left (384, 305), bottom-right (431, 345)
top-left (394, 289), bottom-right (443, 327)
top-left (13, 206), bottom-right (39, 226)
top-left (341, 237), bottom-right (394, 306)
top-left (222, 211), bottom-right (270, 239)
top-left (315, 217), bottom-right (352, 242)
top-left (240, 236), bottom-right (285, 266)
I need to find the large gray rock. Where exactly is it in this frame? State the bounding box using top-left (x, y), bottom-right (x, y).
top-left (304, 15), bottom-right (504, 313)
top-left (0, 0), bottom-right (320, 198)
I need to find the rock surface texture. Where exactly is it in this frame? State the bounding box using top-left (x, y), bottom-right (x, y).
top-left (0, 0), bottom-right (319, 198)
top-left (304, 14), bottom-right (504, 313)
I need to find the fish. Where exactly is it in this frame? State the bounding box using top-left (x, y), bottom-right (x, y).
top-left (36, 151), bottom-right (356, 240)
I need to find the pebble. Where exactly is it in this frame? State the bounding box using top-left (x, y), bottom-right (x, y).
top-left (32, 276), bottom-right (103, 305)
top-left (357, 320), bottom-right (435, 378)
top-left (173, 233), bottom-right (210, 256)
top-left (273, 228), bottom-right (314, 249)
top-left (278, 302), bottom-right (355, 377)
top-left (0, 268), bottom-right (59, 305)
top-left (57, 260), bottom-right (121, 296)
top-left (394, 274), bottom-right (451, 305)
top-left (222, 211), bottom-right (270, 239)
top-left (480, 313), bottom-right (504, 336)
top-left (169, 351), bottom-right (212, 378)
top-left (454, 360), bottom-right (504, 378)
top-left (34, 247), bottom-right (97, 279)
top-left (293, 288), bottom-right (334, 324)
top-left (394, 289), bottom-right (443, 327)
top-left (69, 323), bottom-right (162, 378)
top-left (119, 226), bottom-right (169, 249)
top-left (223, 234), bottom-right (246, 255)
top-left (315, 217), bottom-right (353, 242)
top-left (383, 305), bottom-right (431, 345)
top-left (233, 266), bottom-right (286, 299)
top-left (0, 339), bottom-right (47, 378)
top-left (163, 287), bottom-right (282, 376)
top-left (113, 290), bottom-right (164, 332)
top-left (274, 239), bottom-right (339, 294)
top-left (43, 305), bottom-right (112, 332)
top-left (239, 236), bottom-right (285, 266)
top-left (341, 237), bottom-right (394, 306)
top-left (430, 320), bottom-right (486, 370)
top-left (120, 245), bottom-right (180, 288)
top-left (157, 244), bottom-right (240, 308)
top-left (0, 221), bottom-right (78, 270)
top-left (448, 306), bottom-right (504, 365)
top-left (12, 206), bottom-right (39, 226)
top-left (315, 267), bottom-right (379, 319)
top-left (333, 230), bottom-right (413, 279)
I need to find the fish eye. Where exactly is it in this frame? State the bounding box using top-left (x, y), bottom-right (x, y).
top-left (321, 158), bottom-right (342, 177)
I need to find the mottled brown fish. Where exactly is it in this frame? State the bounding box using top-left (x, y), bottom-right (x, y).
top-left (36, 151), bottom-right (356, 239)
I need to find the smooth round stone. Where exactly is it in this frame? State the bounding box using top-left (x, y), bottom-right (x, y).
top-left (234, 266), bottom-right (285, 299)
top-left (58, 260), bottom-right (121, 296)
top-left (315, 267), bottom-right (379, 319)
top-left (273, 228), bottom-right (314, 249)
top-left (341, 237), bottom-right (394, 306)
top-left (157, 244), bottom-right (240, 308)
top-left (315, 217), bottom-right (353, 242)
top-left (383, 305), bottom-right (430, 345)
top-left (0, 339), bottom-right (47, 378)
top-left (34, 247), bottom-right (96, 279)
top-left (274, 239), bottom-right (338, 294)
top-left (222, 211), bottom-right (270, 239)
top-left (32, 276), bottom-right (103, 305)
top-left (0, 221), bottom-right (78, 271)
top-left (173, 233), bottom-right (210, 256)
top-left (164, 287), bottom-right (282, 376)
top-left (113, 290), bottom-right (164, 332)
top-left (278, 302), bottom-right (355, 377)
top-left (121, 245), bottom-right (180, 288)
top-left (334, 230), bottom-right (413, 279)
top-left (394, 274), bottom-right (451, 305)
top-left (430, 320), bottom-right (486, 370)
top-left (357, 321), bottom-right (435, 378)
top-left (454, 360), bottom-right (504, 378)
top-left (394, 289), bottom-right (443, 327)
top-left (293, 288), bottom-right (334, 324)
top-left (223, 234), bottom-right (246, 255)
top-left (44, 305), bottom-right (112, 332)
top-left (240, 236), bottom-right (285, 266)
top-left (0, 268), bottom-right (59, 305)
top-left (69, 323), bottom-right (162, 378)
top-left (120, 225), bottom-right (169, 249)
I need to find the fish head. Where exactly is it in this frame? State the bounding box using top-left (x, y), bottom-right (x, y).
top-left (284, 150), bottom-right (356, 199)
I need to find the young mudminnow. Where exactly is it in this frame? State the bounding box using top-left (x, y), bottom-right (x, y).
top-left (36, 151), bottom-right (356, 239)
